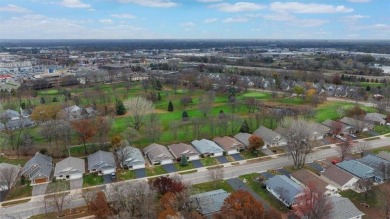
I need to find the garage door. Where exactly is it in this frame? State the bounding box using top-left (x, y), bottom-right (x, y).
top-left (132, 164), bottom-right (146, 170)
top-left (227, 150), bottom-right (238, 155)
top-left (212, 152), bottom-right (223, 157)
top-left (161, 159), bottom-right (173, 165)
top-left (102, 168), bottom-right (116, 175)
top-left (188, 155), bottom-right (200, 161)
top-left (69, 173), bottom-right (83, 180)
top-left (34, 177), bottom-right (47, 184)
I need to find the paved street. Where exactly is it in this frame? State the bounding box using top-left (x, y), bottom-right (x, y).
top-left (1, 136), bottom-right (389, 219)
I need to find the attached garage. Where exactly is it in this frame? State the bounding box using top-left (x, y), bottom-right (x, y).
top-left (132, 163), bottom-right (146, 170)
top-left (69, 173), bottom-right (83, 180)
top-left (211, 152), bottom-right (223, 157)
top-left (161, 159), bottom-right (173, 165)
top-left (102, 168), bottom-right (116, 175)
top-left (188, 154), bottom-right (200, 161)
top-left (227, 150), bottom-right (239, 155)
top-left (34, 177), bottom-right (48, 184)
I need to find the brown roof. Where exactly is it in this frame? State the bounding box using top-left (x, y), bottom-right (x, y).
top-left (291, 169), bottom-right (329, 195)
top-left (321, 165), bottom-right (355, 187)
top-left (213, 136), bottom-right (243, 152)
top-left (167, 143), bottom-right (199, 159)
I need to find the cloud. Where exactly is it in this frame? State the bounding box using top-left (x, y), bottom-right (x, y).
top-left (344, 14), bottom-right (369, 21)
top-left (59, 0), bottom-right (91, 8)
top-left (263, 13), bottom-right (295, 21)
top-left (99, 19), bottom-right (113, 24)
top-left (111, 13), bottom-right (136, 19)
top-left (203, 18), bottom-right (218, 23)
top-left (198, 0), bottom-right (222, 2)
top-left (223, 17), bottom-right (248, 23)
top-left (347, 0), bottom-right (370, 2)
top-left (180, 22), bottom-right (196, 27)
top-left (288, 19), bottom-right (329, 27)
top-left (117, 0), bottom-right (177, 8)
top-left (270, 2), bottom-right (353, 13)
top-left (210, 2), bottom-right (265, 12)
top-left (0, 4), bottom-right (30, 13)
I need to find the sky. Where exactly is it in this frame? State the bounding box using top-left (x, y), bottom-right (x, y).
top-left (0, 0), bottom-right (389, 39)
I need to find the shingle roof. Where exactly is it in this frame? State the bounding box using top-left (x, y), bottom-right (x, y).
top-left (191, 139), bottom-right (224, 155)
top-left (377, 151), bottom-right (390, 161)
top-left (213, 136), bottom-right (243, 152)
top-left (265, 175), bottom-right (302, 205)
top-left (308, 122), bottom-right (330, 137)
top-left (337, 160), bottom-right (375, 179)
top-left (340, 117), bottom-right (373, 129)
top-left (233, 132), bottom-right (251, 147)
top-left (290, 169), bottom-right (329, 195)
top-left (253, 126), bottom-right (284, 144)
top-left (321, 165), bottom-right (356, 187)
top-left (328, 196), bottom-right (364, 219)
top-left (363, 113), bottom-right (386, 124)
top-left (22, 153), bottom-right (53, 179)
top-left (168, 143), bottom-right (199, 159)
top-left (87, 150), bottom-right (116, 171)
top-left (357, 154), bottom-right (390, 180)
top-left (54, 157), bottom-right (85, 177)
top-left (143, 143), bottom-right (174, 163)
top-left (190, 189), bottom-right (230, 216)
top-left (116, 146), bottom-right (145, 168)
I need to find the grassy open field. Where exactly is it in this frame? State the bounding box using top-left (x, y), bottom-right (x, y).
top-left (315, 101), bottom-right (376, 123)
top-left (191, 180), bottom-right (234, 195)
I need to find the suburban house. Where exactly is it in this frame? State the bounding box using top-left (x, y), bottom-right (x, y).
top-left (116, 146), bottom-right (145, 169)
top-left (168, 143), bottom-right (200, 161)
top-left (377, 151), bottom-right (390, 161)
top-left (21, 153), bottom-right (53, 184)
top-left (337, 160), bottom-right (382, 183)
top-left (357, 154), bottom-right (390, 182)
top-left (328, 196), bottom-right (365, 219)
top-left (320, 165), bottom-right (358, 191)
top-left (321, 119), bottom-right (354, 135)
top-left (254, 126), bottom-right (287, 148)
top-left (87, 150), bottom-right (116, 175)
top-left (308, 122), bottom-right (331, 140)
top-left (213, 136), bottom-right (244, 155)
top-left (290, 169), bottom-right (338, 197)
top-left (190, 189), bottom-right (230, 216)
top-left (143, 143), bottom-right (174, 165)
top-left (0, 163), bottom-right (20, 191)
top-left (340, 117), bottom-right (374, 132)
top-left (54, 157), bottom-right (85, 180)
top-left (265, 175), bottom-right (303, 207)
top-left (233, 132), bottom-right (251, 147)
top-left (57, 105), bottom-right (96, 120)
top-left (0, 109), bottom-right (35, 130)
top-left (363, 112), bottom-right (387, 125)
top-left (191, 139), bottom-right (224, 157)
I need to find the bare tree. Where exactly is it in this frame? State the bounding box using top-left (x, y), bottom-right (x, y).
top-left (198, 92), bottom-right (215, 118)
top-left (107, 180), bottom-right (157, 218)
top-left (81, 187), bottom-right (99, 209)
top-left (339, 137), bottom-right (354, 161)
top-left (0, 164), bottom-right (20, 198)
top-left (123, 96), bottom-right (155, 130)
top-left (277, 118), bottom-right (316, 169)
top-left (121, 127), bottom-right (141, 143)
top-left (44, 181), bottom-right (72, 217)
top-left (355, 179), bottom-right (373, 201)
top-left (356, 141), bottom-right (369, 158)
top-left (145, 113), bottom-right (162, 142)
top-left (207, 166), bottom-right (224, 189)
top-left (116, 145), bottom-right (133, 169)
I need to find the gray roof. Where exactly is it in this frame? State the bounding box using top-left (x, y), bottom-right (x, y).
top-left (309, 122), bottom-right (331, 137)
top-left (337, 160), bottom-right (375, 179)
top-left (340, 117), bottom-right (373, 129)
top-left (1, 109), bottom-right (20, 119)
top-left (54, 157), bottom-right (85, 177)
top-left (168, 143), bottom-right (199, 159)
top-left (265, 175), bottom-right (302, 205)
top-left (5, 118), bottom-right (35, 129)
top-left (116, 146), bottom-right (145, 168)
top-left (191, 139), bottom-right (224, 155)
top-left (321, 165), bottom-right (356, 187)
top-left (22, 153), bottom-right (53, 180)
top-left (213, 136), bottom-right (244, 152)
top-left (321, 119), bottom-right (351, 132)
top-left (191, 189), bottom-right (230, 216)
top-left (328, 196), bottom-right (364, 219)
top-left (363, 113), bottom-right (386, 124)
top-left (358, 154), bottom-right (390, 180)
top-left (253, 126), bottom-right (284, 145)
top-left (143, 143), bottom-right (174, 163)
top-left (377, 151), bottom-right (390, 161)
top-left (87, 150), bottom-right (116, 171)
top-left (234, 132), bottom-right (251, 147)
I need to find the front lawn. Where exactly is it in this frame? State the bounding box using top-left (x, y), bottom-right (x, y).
top-left (83, 174), bottom-right (103, 187)
top-left (370, 145), bottom-right (390, 154)
top-left (200, 157), bottom-right (219, 166)
top-left (191, 180), bottom-right (234, 195)
top-left (117, 169), bottom-right (136, 180)
top-left (146, 165), bottom-right (167, 177)
top-left (6, 184), bottom-right (32, 200)
top-left (241, 151), bottom-right (265, 159)
top-left (373, 125), bottom-right (390, 135)
top-left (174, 162), bottom-right (194, 171)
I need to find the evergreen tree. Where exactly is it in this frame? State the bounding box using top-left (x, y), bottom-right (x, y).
top-left (156, 80), bottom-right (162, 90)
top-left (116, 100), bottom-right (127, 115)
top-left (239, 120), bottom-right (250, 133)
top-left (366, 85), bottom-right (371, 92)
top-left (52, 97), bottom-right (58, 102)
top-left (40, 97), bottom-right (45, 104)
top-left (20, 102), bottom-right (26, 109)
top-left (157, 92), bottom-right (162, 101)
top-left (180, 155), bottom-right (188, 166)
top-left (182, 111), bottom-right (189, 121)
top-left (168, 100), bottom-right (174, 112)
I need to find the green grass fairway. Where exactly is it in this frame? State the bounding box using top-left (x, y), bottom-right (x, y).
top-left (315, 101), bottom-right (376, 123)
top-left (242, 91), bottom-right (272, 99)
top-left (37, 89), bottom-right (59, 95)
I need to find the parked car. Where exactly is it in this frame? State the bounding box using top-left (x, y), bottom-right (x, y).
top-left (111, 172), bottom-right (116, 180)
top-left (349, 133), bottom-right (356, 138)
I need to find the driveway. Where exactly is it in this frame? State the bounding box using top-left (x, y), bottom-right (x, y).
top-left (226, 178), bottom-right (269, 210)
top-left (231, 154), bottom-right (243, 161)
top-left (134, 168), bottom-right (147, 178)
top-left (307, 162), bottom-right (324, 172)
top-left (32, 183), bottom-right (48, 196)
top-left (216, 156), bottom-right (229, 164)
top-left (0, 191), bottom-right (6, 202)
top-left (367, 130), bottom-right (380, 136)
top-left (261, 148), bottom-right (274, 156)
top-left (190, 160), bottom-right (203, 168)
top-left (102, 175), bottom-right (112, 184)
top-left (277, 168), bottom-right (291, 177)
top-left (70, 178), bottom-right (83, 190)
top-left (162, 164), bottom-right (177, 173)
top-left (259, 171), bottom-right (274, 180)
